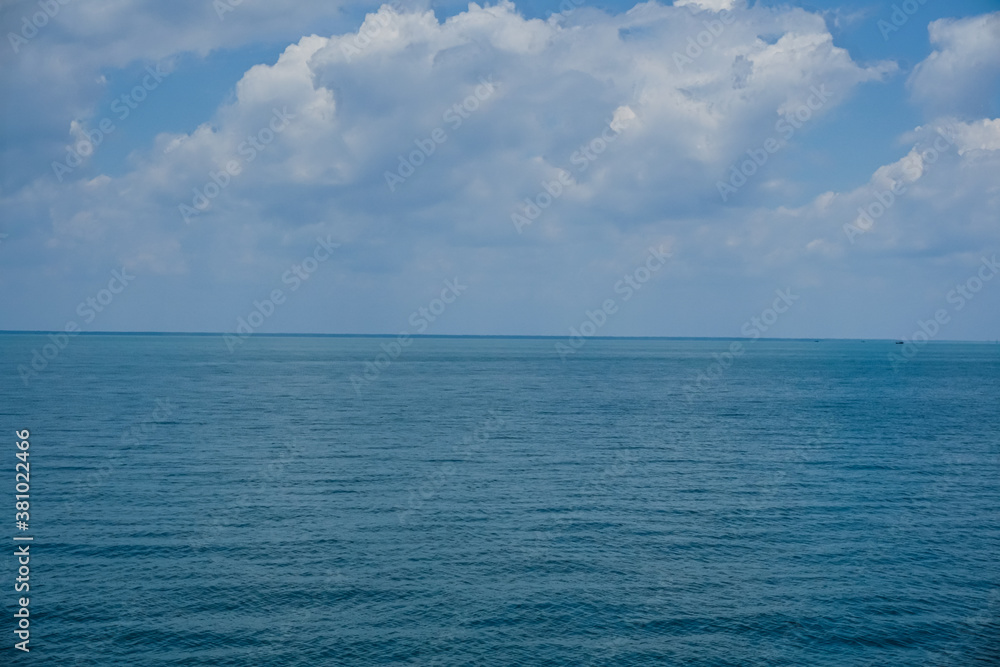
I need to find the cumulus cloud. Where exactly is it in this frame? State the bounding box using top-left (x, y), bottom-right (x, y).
top-left (0, 0), bottom-right (379, 191)
top-left (908, 12), bottom-right (1000, 119)
top-left (163, 2), bottom-right (889, 213)
top-left (1, 1), bottom-right (997, 339)
top-left (739, 116), bottom-right (1000, 273)
top-left (11, 2), bottom-right (895, 264)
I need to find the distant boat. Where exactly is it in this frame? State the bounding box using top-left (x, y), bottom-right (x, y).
top-left (895, 341), bottom-right (904, 344)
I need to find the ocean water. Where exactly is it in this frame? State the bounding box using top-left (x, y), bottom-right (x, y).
top-left (2, 334), bottom-right (999, 666)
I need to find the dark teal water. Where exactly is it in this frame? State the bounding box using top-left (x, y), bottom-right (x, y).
top-left (2, 334), bottom-right (999, 665)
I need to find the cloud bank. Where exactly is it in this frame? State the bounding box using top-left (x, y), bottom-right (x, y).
top-left (1, 2), bottom-right (998, 340)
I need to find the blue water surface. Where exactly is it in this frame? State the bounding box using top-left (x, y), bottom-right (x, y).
top-left (1, 334), bottom-right (998, 665)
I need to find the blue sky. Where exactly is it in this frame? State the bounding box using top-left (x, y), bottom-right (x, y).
top-left (1, 0), bottom-right (999, 340)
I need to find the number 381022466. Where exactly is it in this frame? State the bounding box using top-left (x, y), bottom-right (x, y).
top-left (16, 430), bottom-right (30, 521)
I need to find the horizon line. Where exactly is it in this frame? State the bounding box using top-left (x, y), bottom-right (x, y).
top-left (1, 330), bottom-right (998, 343)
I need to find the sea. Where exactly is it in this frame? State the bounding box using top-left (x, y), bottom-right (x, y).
top-left (2, 333), bottom-right (998, 665)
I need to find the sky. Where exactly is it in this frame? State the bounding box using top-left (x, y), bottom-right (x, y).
top-left (1, 0), bottom-right (999, 340)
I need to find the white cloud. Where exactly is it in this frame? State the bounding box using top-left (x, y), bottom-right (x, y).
top-left (673, 0), bottom-right (743, 12)
top-left (2, 2), bottom-right (998, 339)
top-left (951, 117), bottom-right (1000, 154)
top-left (766, 117), bottom-right (1000, 264)
top-left (908, 12), bottom-right (1000, 119)
top-left (0, 0), bottom-right (377, 191)
top-left (1, 1), bottom-right (896, 279)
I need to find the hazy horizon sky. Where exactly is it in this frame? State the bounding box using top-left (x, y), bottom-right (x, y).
top-left (2, 0), bottom-right (999, 340)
